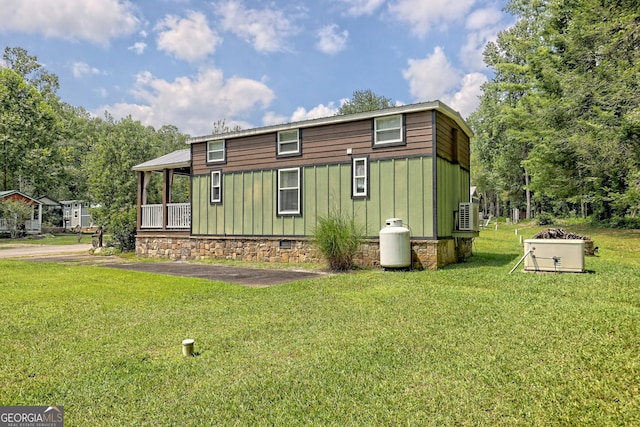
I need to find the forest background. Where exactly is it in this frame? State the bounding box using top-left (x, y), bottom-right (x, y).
top-left (1, 0), bottom-right (639, 249)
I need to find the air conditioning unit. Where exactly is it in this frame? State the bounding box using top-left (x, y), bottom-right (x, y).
top-left (523, 239), bottom-right (585, 273)
top-left (459, 202), bottom-right (479, 231)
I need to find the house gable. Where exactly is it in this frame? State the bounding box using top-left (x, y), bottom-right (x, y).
top-left (0, 190), bottom-right (42, 206)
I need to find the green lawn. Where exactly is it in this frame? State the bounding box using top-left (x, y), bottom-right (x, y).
top-left (1, 223), bottom-right (638, 426)
top-left (0, 233), bottom-right (90, 246)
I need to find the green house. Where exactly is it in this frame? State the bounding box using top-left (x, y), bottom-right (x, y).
top-left (134, 101), bottom-right (479, 269)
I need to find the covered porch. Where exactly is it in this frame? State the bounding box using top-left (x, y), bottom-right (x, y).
top-left (133, 149), bottom-right (192, 231)
top-left (0, 190), bottom-right (43, 235)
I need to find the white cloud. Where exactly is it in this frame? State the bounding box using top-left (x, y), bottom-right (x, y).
top-left (128, 42), bottom-right (147, 55)
top-left (97, 67), bottom-right (274, 136)
top-left (316, 25), bottom-right (349, 55)
top-left (155, 11), bottom-right (221, 62)
top-left (215, 0), bottom-right (299, 52)
top-left (443, 72), bottom-right (487, 118)
top-left (0, 0), bottom-right (140, 44)
top-left (262, 112), bottom-right (289, 126)
top-left (290, 103), bottom-right (339, 122)
top-left (465, 6), bottom-right (503, 30)
top-left (336, 0), bottom-right (386, 16)
top-left (263, 102), bottom-right (338, 126)
top-left (403, 47), bottom-right (485, 117)
top-left (403, 47), bottom-right (462, 101)
top-left (460, 7), bottom-right (509, 70)
top-left (71, 62), bottom-right (104, 78)
top-left (388, 0), bottom-right (475, 37)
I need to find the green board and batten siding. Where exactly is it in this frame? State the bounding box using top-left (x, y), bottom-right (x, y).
top-left (191, 157), bottom-right (434, 238)
top-left (189, 105), bottom-right (471, 240)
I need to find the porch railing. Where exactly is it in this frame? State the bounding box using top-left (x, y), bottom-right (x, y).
top-left (0, 219), bottom-right (41, 234)
top-left (25, 220), bottom-right (41, 233)
top-left (140, 203), bottom-right (190, 229)
top-left (167, 203), bottom-right (191, 229)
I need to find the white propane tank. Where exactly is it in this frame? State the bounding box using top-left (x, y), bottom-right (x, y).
top-left (379, 218), bottom-right (411, 268)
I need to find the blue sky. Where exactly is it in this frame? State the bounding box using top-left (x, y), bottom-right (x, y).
top-left (0, 0), bottom-right (512, 137)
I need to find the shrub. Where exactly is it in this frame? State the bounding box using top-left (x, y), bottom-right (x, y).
top-left (313, 211), bottom-right (365, 271)
top-left (535, 212), bottom-right (554, 226)
top-left (92, 206), bottom-right (137, 251)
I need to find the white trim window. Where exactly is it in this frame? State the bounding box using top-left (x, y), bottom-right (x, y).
top-left (277, 129), bottom-right (300, 155)
top-left (374, 114), bottom-right (403, 146)
top-left (278, 168), bottom-right (300, 215)
top-left (353, 157), bottom-right (368, 197)
top-left (211, 171), bottom-right (222, 203)
top-left (207, 140), bottom-right (225, 163)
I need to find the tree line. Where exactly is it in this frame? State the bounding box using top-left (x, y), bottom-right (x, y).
top-left (0, 44), bottom-right (397, 248)
top-left (469, 0), bottom-right (640, 226)
top-left (1, 47), bottom-right (189, 247)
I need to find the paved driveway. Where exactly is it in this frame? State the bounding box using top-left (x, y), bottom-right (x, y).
top-left (0, 243), bottom-right (93, 258)
top-left (0, 244), bottom-right (325, 287)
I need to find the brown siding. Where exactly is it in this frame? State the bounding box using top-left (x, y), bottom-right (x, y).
top-left (192, 111), bottom-right (434, 175)
top-left (435, 112), bottom-right (470, 170)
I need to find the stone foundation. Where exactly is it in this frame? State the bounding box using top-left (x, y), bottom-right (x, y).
top-left (136, 234), bottom-right (475, 270)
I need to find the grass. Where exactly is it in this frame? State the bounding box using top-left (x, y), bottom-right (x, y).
top-left (0, 223), bottom-right (639, 426)
top-left (0, 233), bottom-right (90, 246)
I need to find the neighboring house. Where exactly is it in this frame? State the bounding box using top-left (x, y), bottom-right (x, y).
top-left (60, 200), bottom-right (95, 230)
top-left (37, 195), bottom-right (63, 227)
top-left (0, 190), bottom-right (43, 234)
top-left (133, 101), bottom-right (479, 269)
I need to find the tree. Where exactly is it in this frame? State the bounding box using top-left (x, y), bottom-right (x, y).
top-left (87, 115), bottom-right (155, 250)
top-left (336, 89), bottom-right (394, 115)
top-left (3, 47), bottom-right (59, 98)
top-left (471, 0), bottom-right (640, 222)
top-left (0, 198), bottom-right (34, 238)
top-left (212, 119), bottom-right (242, 135)
top-left (0, 68), bottom-right (60, 193)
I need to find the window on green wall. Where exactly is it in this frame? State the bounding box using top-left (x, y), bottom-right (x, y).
top-left (211, 170), bottom-right (222, 203)
top-left (353, 157), bottom-right (368, 198)
top-left (278, 167), bottom-right (300, 215)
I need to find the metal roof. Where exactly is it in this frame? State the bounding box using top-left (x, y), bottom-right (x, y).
top-left (187, 100), bottom-right (473, 144)
top-left (132, 149), bottom-right (191, 172)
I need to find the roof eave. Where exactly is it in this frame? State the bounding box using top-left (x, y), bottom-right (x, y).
top-left (132, 161), bottom-right (191, 172)
top-left (187, 100), bottom-right (473, 144)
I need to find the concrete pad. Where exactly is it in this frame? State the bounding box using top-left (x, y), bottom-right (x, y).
top-left (1, 244), bottom-right (325, 286)
top-left (102, 262), bottom-right (324, 287)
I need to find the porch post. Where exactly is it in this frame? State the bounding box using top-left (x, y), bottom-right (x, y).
top-left (37, 203), bottom-right (42, 233)
top-left (162, 169), bottom-right (170, 230)
top-left (137, 171), bottom-right (143, 230)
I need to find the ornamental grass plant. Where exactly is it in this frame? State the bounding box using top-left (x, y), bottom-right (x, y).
top-left (312, 211), bottom-right (365, 271)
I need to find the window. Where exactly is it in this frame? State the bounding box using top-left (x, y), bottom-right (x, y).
top-left (278, 168), bottom-right (300, 215)
top-left (374, 114), bottom-right (403, 146)
top-left (277, 129), bottom-right (300, 156)
top-left (211, 171), bottom-right (222, 203)
top-left (353, 157), bottom-right (368, 197)
top-left (207, 140), bottom-right (225, 163)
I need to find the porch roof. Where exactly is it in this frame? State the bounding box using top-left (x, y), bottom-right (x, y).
top-left (132, 149), bottom-right (191, 172)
